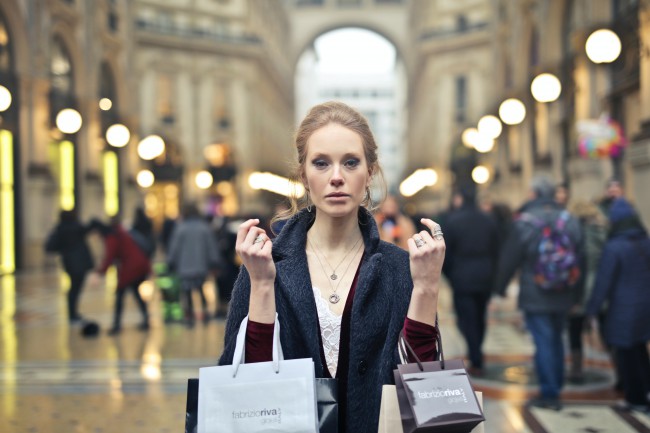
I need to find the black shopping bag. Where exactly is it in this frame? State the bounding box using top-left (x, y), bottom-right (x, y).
top-left (394, 320), bottom-right (484, 433)
top-left (184, 377), bottom-right (338, 433)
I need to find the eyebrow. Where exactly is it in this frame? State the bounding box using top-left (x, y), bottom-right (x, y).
top-left (310, 152), bottom-right (363, 160)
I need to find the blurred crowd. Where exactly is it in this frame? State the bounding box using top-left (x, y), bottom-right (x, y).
top-left (44, 174), bottom-right (650, 413)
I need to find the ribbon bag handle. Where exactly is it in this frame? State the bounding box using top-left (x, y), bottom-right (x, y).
top-left (398, 315), bottom-right (444, 371)
top-left (231, 314), bottom-right (283, 377)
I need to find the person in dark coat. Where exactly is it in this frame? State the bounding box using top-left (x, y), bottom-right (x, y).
top-left (211, 214), bottom-right (239, 318)
top-left (585, 198), bottom-right (650, 412)
top-left (218, 102), bottom-right (445, 433)
top-left (130, 207), bottom-right (156, 258)
top-left (45, 209), bottom-right (94, 323)
top-left (443, 186), bottom-right (499, 376)
top-left (495, 175), bottom-right (584, 410)
top-left (92, 216), bottom-right (151, 335)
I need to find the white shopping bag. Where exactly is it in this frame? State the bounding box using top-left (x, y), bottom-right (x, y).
top-left (197, 315), bottom-right (318, 433)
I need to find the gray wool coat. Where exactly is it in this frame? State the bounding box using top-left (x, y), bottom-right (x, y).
top-left (219, 207), bottom-right (418, 433)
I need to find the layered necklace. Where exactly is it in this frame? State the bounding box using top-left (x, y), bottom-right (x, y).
top-left (309, 235), bottom-right (362, 281)
top-left (308, 236), bottom-right (364, 304)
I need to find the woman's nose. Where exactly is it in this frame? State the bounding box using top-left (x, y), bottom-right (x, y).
top-left (330, 165), bottom-right (344, 185)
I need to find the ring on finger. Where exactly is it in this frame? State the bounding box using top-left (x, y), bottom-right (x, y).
top-left (253, 235), bottom-right (265, 245)
top-left (414, 237), bottom-right (426, 248)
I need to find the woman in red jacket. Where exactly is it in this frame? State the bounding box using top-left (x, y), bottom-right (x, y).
top-left (92, 216), bottom-right (151, 335)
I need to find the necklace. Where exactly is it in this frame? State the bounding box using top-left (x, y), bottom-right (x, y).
top-left (309, 239), bottom-right (364, 304)
top-left (309, 235), bottom-right (363, 280)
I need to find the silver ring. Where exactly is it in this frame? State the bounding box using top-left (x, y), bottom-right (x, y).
top-left (253, 235), bottom-right (265, 245)
top-left (433, 233), bottom-right (444, 241)
top-left (414, 237), bottom-right (426, 248)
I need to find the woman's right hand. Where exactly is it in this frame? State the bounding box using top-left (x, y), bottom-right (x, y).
top-left (235, 219), bottom-right (275, 287)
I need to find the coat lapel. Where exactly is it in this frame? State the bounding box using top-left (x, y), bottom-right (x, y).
top-left (273, 210), bottom-right (322, 362)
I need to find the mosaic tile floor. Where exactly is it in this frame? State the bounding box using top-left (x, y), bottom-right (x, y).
top-left (0, 269), bottom-right (648, 433)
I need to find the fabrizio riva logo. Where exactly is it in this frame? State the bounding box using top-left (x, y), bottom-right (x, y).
top-left (232, 408), bottom-right (282, 426)
top-left (417, 387), bottom-right (467, 404)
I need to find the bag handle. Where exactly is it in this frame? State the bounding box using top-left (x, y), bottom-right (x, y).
top-left (232, 314), bottom-right (284, 377)
top-left (398, 315), bottom-right (444, 371)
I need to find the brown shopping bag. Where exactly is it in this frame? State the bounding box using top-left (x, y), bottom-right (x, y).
top-left (378, 386), bottom-right (484, 433)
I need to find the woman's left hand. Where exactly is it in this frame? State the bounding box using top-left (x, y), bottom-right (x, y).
top-left (407, 218), bottom-right (446, 295)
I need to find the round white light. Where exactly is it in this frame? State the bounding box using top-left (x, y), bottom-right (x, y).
top-left (55, 108), bottom-right (83, 134)
top-left (136, 170), bottom-right (155, 188)
top-left (478, 115), bottom-right (503, 139)
top-left (0, 85), bottom-right (12, 112)
top-left (99, 98), bottom-right (113, 111)
top-left (105, 124), bottom-right (130, 148)
top-left (462, 128), bottom-right (479, 148)
top-left (586, 29), bottom-right (621, 64)
top-left (195, 170), bottom-right (213, 190)
top-left (499, 98), bottom-right (526, 125)
top-left (531, 73), bottom-right (561, 103)
top-left (472, 166), bottom-right (490, 184)
top-left (137, 135), bottom-right (165, 160)
top-left (473, 135), bottom-right (495, 153)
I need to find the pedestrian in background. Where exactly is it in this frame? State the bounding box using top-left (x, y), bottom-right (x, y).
top-left (44, 209), bottom-right (94, 324)
top-left (443, 186), bottom-right (499, 376)
top-left (130, 207), bottom-right (156, 259)
top-left (211, 213), bottom-right (239, 319)
top-left (496, 174), bottom-right (584, 410)
top-left (586, 198), bottom-right (650, 413)
top-left (374, 194), bottom-right (416, 250)
top-left (92, 216), bottom-right (151, 335)
top-left (566, 199), bottom-right (608, 383)
top-left (167, 203), bottom-right (221, 326)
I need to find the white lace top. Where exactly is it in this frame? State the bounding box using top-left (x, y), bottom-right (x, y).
top-left (312, 286), bottom-right (342, 378)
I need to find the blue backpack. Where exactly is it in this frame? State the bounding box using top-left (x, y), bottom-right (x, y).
top-left (519, 210), bottom-right (580, 291)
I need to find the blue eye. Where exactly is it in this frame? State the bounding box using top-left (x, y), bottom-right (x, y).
top-left (312, 159), bottom-right (328, 169)
top-left (345, 158), bottom-right (360, 168)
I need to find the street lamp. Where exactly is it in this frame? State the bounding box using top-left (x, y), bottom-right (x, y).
top-left (105, 123), bottom-right (130, 148)
top-left (137, 134), bottom-right (165, 160)
top-left (461, 127), bottom-right (479, 148)
top-left (531, 73), bottom-right (562, 103)
top-left (585, 29), bottom-right (621, 64)
top-left (99, 98), bottom-right (112, 111)
top-left (472, 165), bottom-right (490, 184)
top-left (195, 170), bottom-right (213, 190)
top-left (55, 108), bottom-right (83, 134)
top-left (478, 115), bottom-right (502, 139)
top-left (0, 85), bottom-right (12, 112)
top-left (499, 98), bottom-right (526, 125)
top-left (473, 135), bottom-right (495, 153)
top-left (136, 169), bottom-right (155, 188)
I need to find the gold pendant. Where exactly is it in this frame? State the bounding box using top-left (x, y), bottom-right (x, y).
top-left (329, 293), bottom-right (340, 304)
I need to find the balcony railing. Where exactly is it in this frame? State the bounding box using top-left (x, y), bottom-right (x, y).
top-left (419, 21), bottom-right (489, 41)
top-left (135, 19), bottom-right (261, 45)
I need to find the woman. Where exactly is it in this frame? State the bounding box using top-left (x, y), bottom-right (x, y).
top-left (586, 198), bottom-right (650, 412)
top-left (219, 102), bottom-right (445, 432)
top-left (92, 216), bottom-right (151, 335)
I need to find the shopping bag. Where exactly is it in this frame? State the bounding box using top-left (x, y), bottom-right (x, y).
top-left (186, 377), bottom-right (338, 433)
top-left (315, 378), bottom-right (338, 433)
top-left (393, 320), bottom-right (485, 433)
top-left (378, 386), bottom-right (484, 433)
top-left (197, 315), bottom-right (319, 433)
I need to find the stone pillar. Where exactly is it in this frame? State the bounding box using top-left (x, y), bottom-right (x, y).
top-left (628, 5), bottom-right (650, 227)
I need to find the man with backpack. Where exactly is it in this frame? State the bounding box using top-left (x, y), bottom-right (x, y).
top-left (496, 175), bottom-right (584, 410)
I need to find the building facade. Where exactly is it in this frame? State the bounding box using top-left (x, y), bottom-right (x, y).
top-left (0, 0), bottom-right (294, 272)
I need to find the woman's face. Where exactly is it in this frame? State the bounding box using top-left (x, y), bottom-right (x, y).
top-left (303, 123), bottom-right (371, 219)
